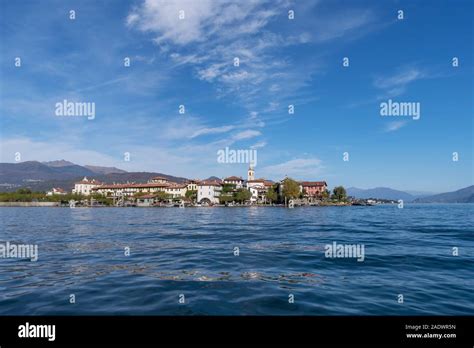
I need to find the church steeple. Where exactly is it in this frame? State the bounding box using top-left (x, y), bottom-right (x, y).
top-left (247, 165), bottom-right (255, 181)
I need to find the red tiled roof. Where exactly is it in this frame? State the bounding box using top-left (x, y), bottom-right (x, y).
top-left (151, 176), bottom-right (169, 181)
top-left (224, 176), bottom-right (243, 181)
top-left (74, 179), bottom-right (102, 185)
top-left (300, 181), bottom-right (327, 187)
top-left (249, 184), bottom-right (266, 189)
top-left (198, 181), bottom-right (222, 187)
top-left (186, 179), bottom-right (200, 184)
top-left (247, 179), bottom-right (265, 183)
top-left (168, 184), bottom-right (187, 189)
top-left (92, 183), bottom-right (170, 190)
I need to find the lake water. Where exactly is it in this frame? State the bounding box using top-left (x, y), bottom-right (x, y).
top-left (0, 204), bottom-right (472, 315)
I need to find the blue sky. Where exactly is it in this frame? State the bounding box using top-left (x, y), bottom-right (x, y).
top-left (0, 0), bottom-right (472, 192)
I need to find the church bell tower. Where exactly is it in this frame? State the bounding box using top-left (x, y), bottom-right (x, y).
top-left (247, 166), bottom-right (255, 181)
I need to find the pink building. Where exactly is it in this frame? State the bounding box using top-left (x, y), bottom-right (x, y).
top-left (300, 181), bottom-right (327, 197)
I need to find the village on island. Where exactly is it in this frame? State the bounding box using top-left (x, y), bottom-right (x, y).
top-left (3, 165), bottom-right (391, 208)
top-left (65, 166), bottom-right (336, 207)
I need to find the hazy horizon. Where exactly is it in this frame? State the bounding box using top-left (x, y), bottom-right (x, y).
top-left (6, 158), bottom-right (474, 195)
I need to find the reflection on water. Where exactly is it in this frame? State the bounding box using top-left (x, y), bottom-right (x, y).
top-left (0, 205), bottom-right (473, 315)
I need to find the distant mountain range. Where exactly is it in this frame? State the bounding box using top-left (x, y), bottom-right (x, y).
top-left (347, 186), bottom-right (474, 203)
top-left (42, 160), bottom-right (127, 174)
top-left (347, 187), bottom-right (419, 201)
top-left (0, 161), bottom-right (187, 192)
top-left (412, 186), bottom-right (474, 203)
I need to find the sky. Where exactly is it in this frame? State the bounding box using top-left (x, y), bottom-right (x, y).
top-left (0, 0), bottom-right (472, 192)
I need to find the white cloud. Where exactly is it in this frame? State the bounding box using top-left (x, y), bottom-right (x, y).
top-left (0, 137), bottom-right (119, 167)
top-left (127, 0), bottom-right (312, 108)
top-left (384, 121), bottom-right (407, 132)
top-left (190, 125), bottom-right (235, 138)
top-left (250, 141), bottom-right (267, 149)
top-left (260, 158), bottom-right (324, 179)
top-left (0, 136), bottom-right (228, 178)
top-left (374, 67), bottom-right (427, 97)
top-left (311, 9), bottom-right (375, 43)
top-left (127, 0), bottom-right (378, 114)
top-left (264, 101), bottom-right (280, 112)
top-left (249, 111), bottom-right (259, 119)
top-left (232, 130), bottom-right (261, 141)
top-left (127, 0), bottom-right (279, 45)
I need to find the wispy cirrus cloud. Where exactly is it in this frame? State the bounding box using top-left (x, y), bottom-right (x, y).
top-left (127, 0), bottom-right (282, 45)
top-left (384, 121), bottom-right (407, 132)
top-left (232, 130), bottom-right (262, 141)
top-left (189, 125), bottom-right (236, 139)
top-left (251, 141), bottom-right (267, 149)
top-left (127, 0), bottom-right (377, 48)
top-left (374, 66), bottom-right (428, 98)
top-left (124, 0), bottom-right (333, 111)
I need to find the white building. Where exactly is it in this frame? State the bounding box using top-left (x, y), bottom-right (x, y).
top-left (92, 181), bottom-right (188, 199)
top-left (246, 179), bottom-right (266, 203)
top-left (72, 177), bottom-right (102, 195)
top-left (46, 187), bottom-right (67, 196)
top-left (245, 166), bottom-right (273, 203)
top-left (92, 183), bottom-right (169, 197)
top-left (166, 184), bottom-right (187, 198)
top-left (223, 176), bottom-right (244, 188)
top-left (197, 181), bottom-right (222, 205)
top-left (149, 176), bottom-right (170, 184)
top-left (185, 179), bottom-right (199, 191)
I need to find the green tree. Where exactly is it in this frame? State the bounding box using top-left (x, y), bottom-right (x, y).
top-left (282, 178), bottom-right (300, 200)
top-left (155, 191), bottom-right (170, 202)
top-left (234, 188), bottom-right (251, 203)
top-left (332, 186), bottom-right (347, 202)
top-left (221, 183), bottom-right (236, 194)
top-left (219, 194), bottom-right (234, 204)
top-left (185, 189), bottom-right (197, 202)
top-left (321, 189), bottom-right (330, 200)
top-left (266, 186), bottom-right (277, 204)
top-left (91, 193), bottom-right (113, 206)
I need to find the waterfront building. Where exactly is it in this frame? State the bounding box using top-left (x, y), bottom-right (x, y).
top-left (223, 176), bottom-right (244, 188)
top-left (46, 187), bottom-right (67, 196)
top-left (136, 194), bottom-right (158, 207)
top-left (197, 181), bottom-right (222, 205)
top-left (165, 184), bottom-right (187, 198)
top-left (185, 179), bottom-right (199, 191)
top-left (247, 179), bottom-right (271, 203)
top-left (149, 176), bottom-right (171, 184)
top-left (244, 166), bottom-right (274, 203)
top-left (92, 182), bottom-right (169, 197)
top-left (299, 181), bottom-right (328, 197)
top-left (72, 177), bottom-right (102, 195)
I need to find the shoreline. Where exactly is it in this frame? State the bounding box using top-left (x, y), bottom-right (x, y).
top-left (0, 202), bottom-right (382, 208)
